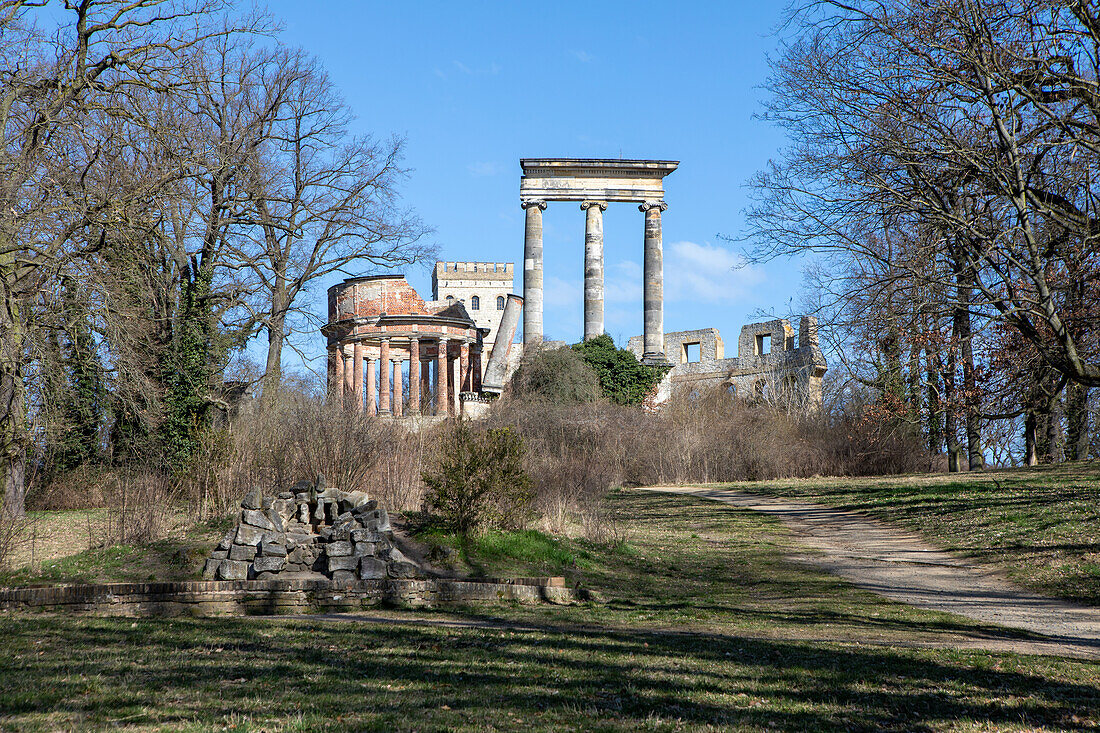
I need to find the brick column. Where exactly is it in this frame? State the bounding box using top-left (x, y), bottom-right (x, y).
top-left (342, 345), bottom-right (355, 402)
top-left (365, 355), bottom-right (377, 416)
top-left (421, 357), bottom-right (432, 413)
top-left (392, 357), bottom-right (404, 418)
top-left (459, 341), bottom-right (470, 392)
top-left (471, 344), bottom-right (482, 392)
top-left (352, 341), bottom-right (365, 413)
top-left (409, 337), bottom-right (421, 415)
top-left (378, 337), bottom-right (391, 415)
top-left (328, 345), bottom-right (344, 407)
top-left (435, 338), bottom-right (449, 416)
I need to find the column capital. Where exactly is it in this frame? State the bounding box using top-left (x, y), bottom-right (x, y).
top-left (379, 335), bottom-right (391, 343)
top-left (521, 198), bottom-right (547, 211)
top-left (639, 200), bottom-right (668, 212)
top-left (580, 200), bottom-right (608, 211)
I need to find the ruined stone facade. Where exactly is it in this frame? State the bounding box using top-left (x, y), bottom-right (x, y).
top-left (432, 261), bottom-right (514, 365)
top-left (629, 317), bottom-right (827, 407)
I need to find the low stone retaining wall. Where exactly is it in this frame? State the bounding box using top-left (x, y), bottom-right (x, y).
top-left (0, 577), bottom-right (589, 617)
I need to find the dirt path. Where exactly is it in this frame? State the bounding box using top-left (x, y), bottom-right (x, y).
top-left (644, 486), bottom-right (1100, 659)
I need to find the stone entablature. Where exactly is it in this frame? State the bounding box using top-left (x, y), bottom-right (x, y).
top-left (520, 158), bottom-right (678, 202)
top-left (630, 317), bottom-right (828, 407)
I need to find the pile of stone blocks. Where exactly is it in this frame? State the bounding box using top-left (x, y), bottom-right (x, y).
top-left (203, 477), bottom-right (422, 583)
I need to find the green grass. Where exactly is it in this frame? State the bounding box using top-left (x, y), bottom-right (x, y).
top-left (0, 515), bottom-right (228, 587)
top-left (418, 527), bottom-right (594, 577)
top-left (704, 463), bottom-right (1100, 605)
top-left (1, 490), bottom-right (1098, 731)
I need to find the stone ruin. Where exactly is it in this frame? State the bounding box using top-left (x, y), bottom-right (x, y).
top-left (203, 477), bottom-right (423, 583)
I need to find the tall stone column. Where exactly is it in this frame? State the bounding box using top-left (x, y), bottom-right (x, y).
top-left (342, 345), bottom-right (355, 401)
top-left (459, 341), bottom-right (470, 392)
top-left (328, 345), bottom-right (344, 407)
top-left (640, 200), bottom-right (669, 364)
top-left (521, 199), bottom-right (546, 348)
top-left (581, 200), bottom-right (607, 341)
top-left (352, 341), bottom-right (365, 413)
top-left (408, 337), bottom-right (421, 415)
top-left (471, 344), bottom-right (482, 392)
top-left (365, 356), bottom-right (377, 416)
top-left (435, 338), bottom-right (449, 416)
top-left (378, 337), bottom-right (391, 415)
top-left (392, 358), bottom-right (403, 418)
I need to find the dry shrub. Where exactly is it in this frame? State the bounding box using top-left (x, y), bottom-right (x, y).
top-left (26, 464), bottom-right (109, 511)
top-left (486, 383), bottom-right (927, 536)
top-left (102, 466), bottom-right (180, 544)
top-left (224, 388), bottom-right (431, 513)
top-left (0, 507), bottom-right (31, 570)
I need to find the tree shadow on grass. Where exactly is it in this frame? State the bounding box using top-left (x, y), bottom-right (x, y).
top-left (0, 616), bottom-right (1096, 732)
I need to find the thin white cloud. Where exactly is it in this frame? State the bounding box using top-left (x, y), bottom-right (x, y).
top-left (570, 49), bottom-right (594, 63)
top-left (542, 275), bottom-right (582, 308)
top-left (453, 60), bottom-right (473, 75)
top-left (467, 161), bottom-right (503, 177)
top-left (665, 240), bottom-right (762, 303)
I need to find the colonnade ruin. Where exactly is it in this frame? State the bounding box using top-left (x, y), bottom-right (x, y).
top-left (323, 157), bottom-right (826, 413)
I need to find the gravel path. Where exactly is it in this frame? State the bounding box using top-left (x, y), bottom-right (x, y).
top-left (645, 485), bottom-right (1100, 659)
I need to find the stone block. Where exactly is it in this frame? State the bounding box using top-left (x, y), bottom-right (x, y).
top-left (327, 555), bottom-right (358, 573)
top-left (254, 556), bottom-right (286, 573)
top-left (217, 559), bottom-right (249, 580)
top-left (255, 571), bottom-right (278, 581)
top-left (286, 533), bottom-right (312, 548)
top-left (332, 570), bottom-right (356, 584)
top-left (336, 511), bottom-right (354, 524)
top-left (352, 499), bottom-right (379, 516)
top-left (265, 508), bottom-right (285, 532)
top-left (372, 508), bottom-right (391, 532)
top-left (386, 546), bottom-right (410, 565)
top-left (229, 544), bottom-right (258, 561)
top-left (216, 530), bottom-right (235, 551)
top-left (211, 549), bottom-right (229, 560)
top-left (278, 491), bottom-right (294, 500)
top-left (260, 540), bottom-right (287, 558)
top-left (353, 541), bottom-right (375, 558)
top-left (235, 524), bottom-right (267, 547)
top-left (241, 488), bottom-right (262, 510)
top-left (330, 523), bottom-right (352, 542)
top-left (325, 541), bottom-right (353, 557)
top-left (389, 562), bottom-right (420, 579)
top-left (202, 558), bottom-right (222, 580)
top-left (318, 526), bottom-right (334, 541)
top-left (359, 557), bottom-right (387, 580)
top-left (241, 509), bottom-right (276, 531)
top-left (351, 528), bottom-right (381, 543)
top-left (288, 547), bottom-right (307, 565)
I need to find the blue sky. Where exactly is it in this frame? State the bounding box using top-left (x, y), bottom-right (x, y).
top-left (262, 1), bottom-right (800, 371)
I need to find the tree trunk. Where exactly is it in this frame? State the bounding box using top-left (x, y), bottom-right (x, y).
top-left (261, 289), bottom-right (287, 411)
top-left (1064, 384), bottom-right (1090, 461)
top-left (1024, 410), bottom-right (1039, 466)
top-left (953, 261), bottom-right (983, 471)
top-left (0, 251), bottom-right (27, 517)
top-left (942, 325), bottom-right (961, 472)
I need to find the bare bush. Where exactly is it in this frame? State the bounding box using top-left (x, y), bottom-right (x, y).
top-left (486, 383), bottom-right (927, 536)
top-left (0, 507), bottom-right (31, 571)
top-left (102, 468), bottom-right (181, 545)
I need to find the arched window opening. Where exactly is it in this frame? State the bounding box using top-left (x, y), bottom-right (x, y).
top-left (496, 295), bottom-right (505, 310)
top-left (470, 295), bottom-right (480, 310)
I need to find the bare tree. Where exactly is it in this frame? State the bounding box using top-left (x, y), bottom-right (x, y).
top-left (0, 0), bottom-right (261, 515)
top-left (746, 0), bottom-right (1100, 388)
top-left (230, 52), bottom-right (432, 402)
